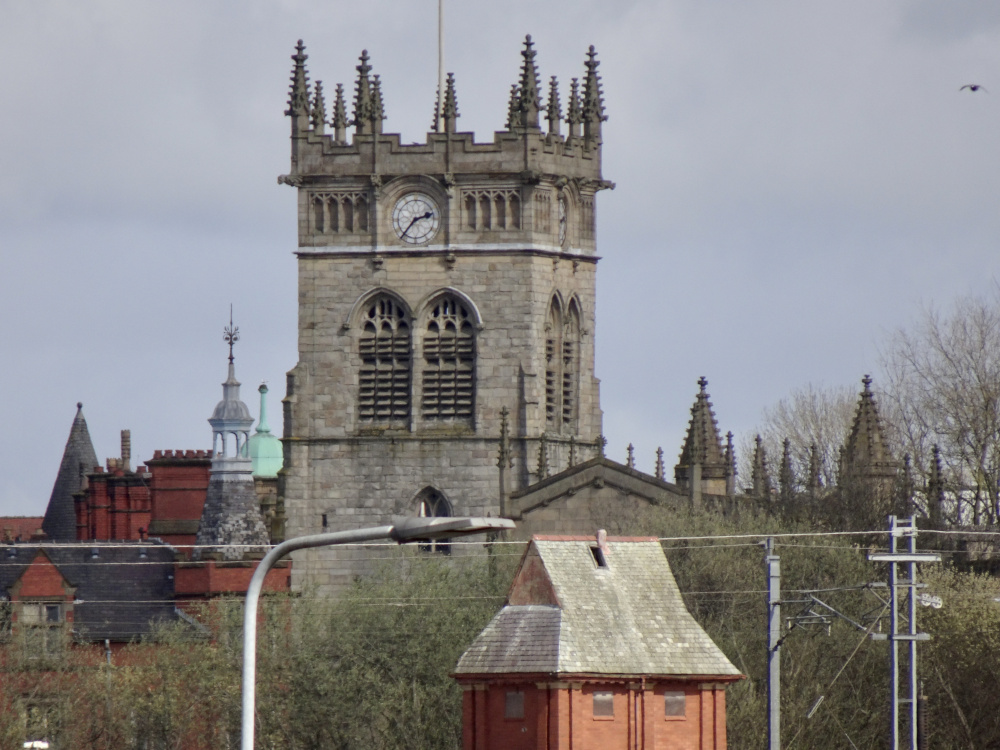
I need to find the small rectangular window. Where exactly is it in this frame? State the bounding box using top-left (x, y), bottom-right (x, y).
top-left (664, 691), bottom-right (686, 718)
top-left (590, 546), bottom-right (607, 568)
top-left (505, 691), bottom-right (525, 720)
top-left (593, 691), bottom-right (614, 718)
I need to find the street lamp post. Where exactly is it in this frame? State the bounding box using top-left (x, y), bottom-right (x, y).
top-left (240, 515), bottom-right (515, 750)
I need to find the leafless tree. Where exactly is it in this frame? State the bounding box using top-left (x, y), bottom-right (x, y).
top-left (739, 383), bottom-right (857, 493)
top-left (879, 289), bottom-right (1000, 525)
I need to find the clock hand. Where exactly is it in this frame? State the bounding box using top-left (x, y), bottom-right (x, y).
top-left (400, 211), bottom-right (433, 238)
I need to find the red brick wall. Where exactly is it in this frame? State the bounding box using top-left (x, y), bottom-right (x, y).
top-left (459, 679), bottom-right (732, 750)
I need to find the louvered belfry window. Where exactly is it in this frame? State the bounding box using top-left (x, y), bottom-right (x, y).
top-left (422, 297), bottom-right (475, 419)
top-left (359, 297), bottom-right (411, 421)
top-left (545, 298), bottom-right (580, 431)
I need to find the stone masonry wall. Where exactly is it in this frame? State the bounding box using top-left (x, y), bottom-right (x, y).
top-left (283, 249), bottom-right (602, 593)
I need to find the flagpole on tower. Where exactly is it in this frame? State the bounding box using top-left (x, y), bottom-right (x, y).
top-left (437, 0), bottom-right (445, 132)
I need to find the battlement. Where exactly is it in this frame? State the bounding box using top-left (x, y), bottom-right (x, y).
top-left (150, 449), bottom-right (212, 461)
top-left (280, 36), bottom-right (613, 254)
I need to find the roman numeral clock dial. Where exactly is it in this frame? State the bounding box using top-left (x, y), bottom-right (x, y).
top-left (392, 192), bottom-right (440, 245)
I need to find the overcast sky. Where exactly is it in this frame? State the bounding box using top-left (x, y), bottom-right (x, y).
top-left (2, 1), bottom-right (999, 517)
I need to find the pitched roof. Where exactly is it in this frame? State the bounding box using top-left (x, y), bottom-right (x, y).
top-left (42, 403), bottom-right (99, 541)
top-left (0, 543), bottom-right (179, 642)
top-left (455, 537), bottom-right (740, 678)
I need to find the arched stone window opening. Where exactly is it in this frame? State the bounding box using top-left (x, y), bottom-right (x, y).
top-left (356, 196), bottom-right (369, 232)
top-left (313, 197), bottom-right (325, 234)
top-left (494, 195), bottom-right (507, 229)
top-left (359, 296), bottom-right (411, 421)
top-left (545, 299), bottom-right (562, 429)
top-left (465, 195), bottom-right (476, 229)
top-left (545, 297), bottom-right (581, 432)
top-left (414, 487), bottom-right (452, 554)
top-left (479, 195), bottom-right (492, 230)
top-left (343, 200), bottom-right (355, 232)
top-left (562, 301), bottom-right (581, 429)
top-left (509, 194), bottom-right (521, 229)
top-left (422, 296), bottom-right (475, 421)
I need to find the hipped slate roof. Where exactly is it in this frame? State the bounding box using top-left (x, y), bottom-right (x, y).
top-left (455, 537), bottom-right (740, 678)
top-left (0, 543), bottom-right (178, 642)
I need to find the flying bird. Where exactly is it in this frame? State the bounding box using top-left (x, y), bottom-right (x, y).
top-left (960, 84), bottom-right (988, 92)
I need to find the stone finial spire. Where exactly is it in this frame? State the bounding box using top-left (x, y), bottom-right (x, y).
top-left (927, 444), bottom-right (944, 526)
top-left (331, 83), bottom-right (348, 144)
top-left (840, 375), bottom-right (899, 484)
top-left (546, 76), bottom-right (562, 137)
top-left (42, 403), bottom-right (100, 541)
top-left (311, 80), bottom-right (327, 135)
top-left (779, 438), bottom-right (794, 504)
top-left (655, 447), bottom-right (665, 481)
top-left (497, 406), bottom-right (513, 470)
top-left (596, 434), bottom-right (608, 458)
top-left (537, 433), bottom-right (549, 479)
top-left (442, 72), bottom-right (459, 134)
top-left (286, 40), bottom-right (311, 133)
top-left (675, 377), bottom-right (728, 485)
top-left (517, 35), bottom-right (542, 129)
top-left (725, 431), bottom-right (737, 496)
top-left (750, 435), bottom-right (773, 500)
top-left (353, 50), bottom-right (374, 136)
top-left (807, 443), bottom-right (822, 494)
top-left (505, 84), bottom-right (520, 130)
top-left (566, 77), bottom-right (582, 144)
top-left (626, 443), bottom-right (635, 469)
top-left (371, 74), bottom-right (385, 134)
top-left (497, 407), bottom-right (513, 522)
top-left (582, 45), bottom-right (607, 148)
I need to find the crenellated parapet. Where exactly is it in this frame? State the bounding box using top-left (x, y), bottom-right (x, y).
top-left (279, 36), bottom-right (614, 254)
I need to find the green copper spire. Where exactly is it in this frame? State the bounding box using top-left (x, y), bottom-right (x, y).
top-left (248, 383), bottom-right (283, 478)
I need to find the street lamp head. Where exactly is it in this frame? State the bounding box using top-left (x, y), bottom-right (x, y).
top-left (389, 515), bottom-right (515, 542)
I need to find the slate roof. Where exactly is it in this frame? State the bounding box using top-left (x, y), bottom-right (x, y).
top-left (42, 404), bottom-right (99, 541)
top-left (455, 537), bottom-right (740, 678)
top-left (0, 543), bottom-right (179, 642)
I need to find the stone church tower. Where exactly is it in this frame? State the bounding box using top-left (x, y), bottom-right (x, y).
top-left (279, 37), bottom-right (613, 591)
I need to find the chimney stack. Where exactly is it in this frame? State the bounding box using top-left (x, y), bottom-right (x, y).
top-left (121, 429), bottom-right (131, 472)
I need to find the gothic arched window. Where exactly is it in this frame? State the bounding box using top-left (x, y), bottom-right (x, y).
top-left (422, 296), bottom-right (475, 420)
top-left (359, 296), bottom-right (411, 421)
top-left (414, 487), bottom-right (452, 555)
top-left (545, 297), bottom-right (580, 431)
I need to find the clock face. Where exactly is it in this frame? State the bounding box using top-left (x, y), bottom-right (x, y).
top-left (392, 193), bottom-right (440, 245)
top-left (558, 196), bottom-right (568, 246)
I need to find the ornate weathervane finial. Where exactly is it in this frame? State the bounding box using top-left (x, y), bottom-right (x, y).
top-left (224, 304), bottom-right (240, 364)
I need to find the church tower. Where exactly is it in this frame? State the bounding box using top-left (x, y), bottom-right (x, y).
top-left (279, 37), bottom-right (613, 591)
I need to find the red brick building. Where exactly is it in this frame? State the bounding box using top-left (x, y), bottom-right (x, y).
top-left (454, 534), bottom-right (742, 750)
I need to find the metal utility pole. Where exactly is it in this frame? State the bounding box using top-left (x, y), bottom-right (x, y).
top-left (765, 537), bottom-right (781, 750)
top-left (868, 516), bottom-right (940, 750)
